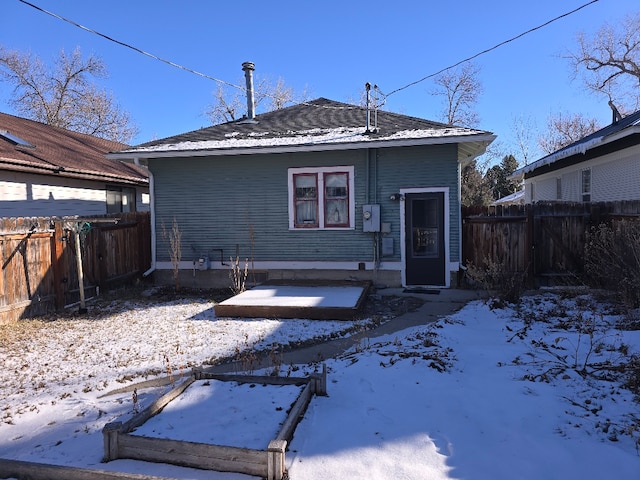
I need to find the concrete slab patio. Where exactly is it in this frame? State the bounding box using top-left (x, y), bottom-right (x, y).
top-left (214, 281), bottom-right (370, 320)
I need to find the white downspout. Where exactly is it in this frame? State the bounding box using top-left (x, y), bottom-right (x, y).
top-left (135, 157), bottom-right (156, 276)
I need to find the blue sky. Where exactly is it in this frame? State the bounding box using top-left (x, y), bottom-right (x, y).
top-left (1, 0), bottom-right (635, 163)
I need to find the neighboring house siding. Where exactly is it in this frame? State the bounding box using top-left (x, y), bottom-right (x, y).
top-left (1, 171), bottom-right (107, 217)
top-left (0, 171), bottom-right (149, 217)
top-left (525, 145), bottom-right (640, 202)
top-left (593, 148), bottom-right (640, 201)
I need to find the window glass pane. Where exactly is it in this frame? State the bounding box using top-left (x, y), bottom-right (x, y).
top-left (582, 169), bottom-right (591, 193)
top-left (295, 175), bottom-right (317, 199)
top-left (581, 170), bottom-right (591, 202)
top-left (324, 173), bottom-right (348, 226)
top-left (325, 173), bottom-right (347, 198)
top-left (122, 187), bottom-right (136, 213)
top-left (325, 199), bottom-right (347, 226)
top-left (294, 174), bottom-right (318, 226)
top-left (106, 188), bottom-right (121, 214)
top-left (296, 200), bottom-right (317, 225)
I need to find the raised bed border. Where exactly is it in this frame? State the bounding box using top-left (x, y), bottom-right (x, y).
top-left (102, 366), bottom-right (327, 480)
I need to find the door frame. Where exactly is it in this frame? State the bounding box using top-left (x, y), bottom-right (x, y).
top-left (400, 187), bottom-right (450, 288)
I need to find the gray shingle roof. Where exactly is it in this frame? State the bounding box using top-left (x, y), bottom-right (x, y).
top-left (138, 98), bottom-right (454, 146)
top-left (114, 98), bottom-right (494, 159)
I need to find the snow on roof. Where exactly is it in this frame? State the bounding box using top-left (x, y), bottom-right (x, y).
top-left (514, 137), bottom-right (605, 177)
top-left (119, 126), bottom-right (485, 154)
top-left (492, 189), bottom-right (525, 205)
top-left (513, 109), bottom-right (640, 178)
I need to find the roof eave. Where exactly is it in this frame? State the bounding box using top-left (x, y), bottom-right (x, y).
top-left (0, 159), bottom-right (148, 186)
top-left (513, 125), bottom-right (640, 178)
top-left (107, 133), bottom-right (497, 161)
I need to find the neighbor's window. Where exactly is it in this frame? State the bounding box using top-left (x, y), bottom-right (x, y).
top-left (289, 166), bottom-right (355, 229)
top-left (530, 182), bottom-right (536, 203)
top-left (556, 177), bottom-right (562, 200)
top-left (581, 169), bottom-right (591, 202)
top-left (107, 186), bottom-right (136, 214)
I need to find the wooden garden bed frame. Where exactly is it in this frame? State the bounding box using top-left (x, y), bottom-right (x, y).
top-left (102, 366), bottom-right (327, 480)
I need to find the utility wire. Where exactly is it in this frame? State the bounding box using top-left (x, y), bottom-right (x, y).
top-left (18, 0), bottom-right (600, 107)
top-left (383, 0), bottom-right (600, 98)
top-left (16, 0), bottom-right (245, 92)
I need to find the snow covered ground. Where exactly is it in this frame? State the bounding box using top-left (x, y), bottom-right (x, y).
top-left (1, 289), bottom-right (639, 479)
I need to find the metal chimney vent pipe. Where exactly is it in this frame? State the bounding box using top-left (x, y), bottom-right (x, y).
top-left (242, 62), bottom-right (256, 120)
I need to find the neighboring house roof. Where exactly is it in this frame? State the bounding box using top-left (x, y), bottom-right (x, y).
top-left (109, 98), bottom-right (494, 162)
top-left (0, 112), bottom-right (148, 185)
top-left (512, 109), bottom-right (640, 180)
top-left (492, 189), bottom-right (525, 206)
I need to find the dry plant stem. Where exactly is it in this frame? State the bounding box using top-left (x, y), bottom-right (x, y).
top-left (161, 217), bottom-right (182, 292)
top-left (230, 255), bottom-right (249, 295)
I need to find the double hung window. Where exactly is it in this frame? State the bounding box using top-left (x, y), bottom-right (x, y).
top-left (289, 166), bottom-right (354, 229)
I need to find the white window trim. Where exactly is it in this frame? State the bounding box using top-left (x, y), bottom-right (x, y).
top-left (581, 168), bottom-right (591, 202)
top-left (288, 166), bottom-right (355, 230)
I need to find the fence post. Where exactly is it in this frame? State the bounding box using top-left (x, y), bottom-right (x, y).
top-left (52, 221), bottom-right (66, 310)
top-left (526, 205), bottom-right (535, 286)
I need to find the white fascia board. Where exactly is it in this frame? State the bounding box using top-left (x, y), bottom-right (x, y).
top-left (514, 126), bottom-right (640, 178)
top-left (107, 133), bottom-right (496, 161)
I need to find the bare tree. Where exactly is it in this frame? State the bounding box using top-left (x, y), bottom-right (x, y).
top-left (431, 62), bottom-right (482, 127)
top-left (205, 75), bottom-right (309, 125)
top-left (510, 113), bottom-right (541, 165)
top-left (568, 11), bottom-right (640, 111)
top-left (0, 46), bottom-right (137, 143)
top-left (205, 85), bottom-right (246, 124)
top-left (538, 111), bottom-right (601, 155)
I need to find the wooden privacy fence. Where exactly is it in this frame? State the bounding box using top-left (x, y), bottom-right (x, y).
top-left (0, 211), bottom-right (150, 323)
top-left (462, 201), bottom-right (640, 285)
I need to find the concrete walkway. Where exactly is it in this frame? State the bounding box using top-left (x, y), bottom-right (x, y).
top-left (103, 288), bottom-right (486, 396)
top-left (205, 287), bottom-right (487, 373)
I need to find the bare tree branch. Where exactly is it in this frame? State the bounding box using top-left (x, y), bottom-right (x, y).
top-left (567, 11), bottom-right (640, 111)
top-left (431, 62), bottom-right (482, 128)
top-left (0, 46), bottom-right (137, 143)
top-left (538, 111), bottom-right (601, 155)
top-left (205, 74), bottom-right (310, 125)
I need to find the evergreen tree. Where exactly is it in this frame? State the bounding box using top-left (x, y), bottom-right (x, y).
top-left (485, 155), bottom-right (520, 201)
top-left (461, 160), bottom-right (493, 207)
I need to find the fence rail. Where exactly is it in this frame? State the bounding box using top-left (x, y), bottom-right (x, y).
top-left (462, 201), bottom-right (640, 286)
top-left (0, 212), bottom-right (150, 323)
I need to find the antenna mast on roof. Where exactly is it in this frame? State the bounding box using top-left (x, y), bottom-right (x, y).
top-left (364, 83), bottom-right (378, 134)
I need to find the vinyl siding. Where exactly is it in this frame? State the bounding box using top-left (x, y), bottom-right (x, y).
top-left (151, 144), bottom-right (460, 264)
top-left (0, 170), bottom-right (147, 217)
top-left (525, 144), bottom-right (640, 202)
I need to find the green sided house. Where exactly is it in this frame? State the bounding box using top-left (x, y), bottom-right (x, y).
top-left (109, 95), bottom-right (494, 289)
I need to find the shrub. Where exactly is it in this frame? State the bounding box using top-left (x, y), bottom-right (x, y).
top-left (465, 257), bottom-right (527, 306)
top-left (584, 220), bottom-right (640, 308)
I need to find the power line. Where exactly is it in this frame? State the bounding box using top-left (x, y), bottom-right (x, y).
top-left (16, 0), bottom-right (245, 92)
top-left (18, 0), bottom-right (600, 109)
top-left (383, 0), bottom-right (600, 99)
